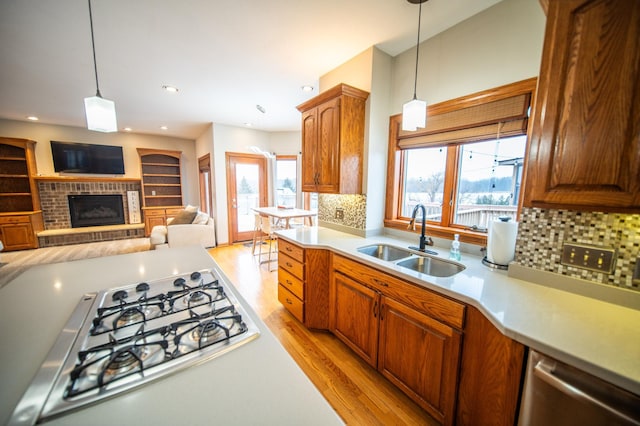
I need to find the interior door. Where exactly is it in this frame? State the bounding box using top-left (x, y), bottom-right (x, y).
top-left (226, 152), bottom-right (267, 243)
top-left (198, 154), bottom-right (213, 216)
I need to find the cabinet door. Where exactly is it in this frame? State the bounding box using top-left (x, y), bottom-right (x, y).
top-left (0, 223), bottom-right (35, 250)
top-left (378, 297), bottom-right (461, 425)
top-left (300, 108), bottom-right (318, 192)
top-left (524, 0), bottom-right (640, 211)
top-left (144, 215), bottom-right (166, 236)
top-left (315, 97), bottom-right (341, 193)
top-left (331, 271), bottom-right (379, 367)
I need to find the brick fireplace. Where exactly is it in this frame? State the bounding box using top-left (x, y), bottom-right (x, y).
top-left (36, 179), bottom-right (145, 247)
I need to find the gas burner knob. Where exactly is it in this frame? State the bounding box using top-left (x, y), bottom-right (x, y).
top-left (136, 282), bottom-right (150, 292)
top-left (190, 271), bottom-right (201, 281)
top-left (112, 290), bottom-right (128, 302)
top-left (173, 277), bottom-right (186, 287)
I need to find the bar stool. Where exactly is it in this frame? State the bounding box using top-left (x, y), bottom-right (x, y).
top-left (257, 216), bottom-right (283, 271)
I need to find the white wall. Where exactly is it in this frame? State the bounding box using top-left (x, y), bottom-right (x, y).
top-left (210, 124), bottom-right (301, 245)
top-left (391, 0), bottom-right (546, 113)
top-left (0, 118), bottom-right (199, 204)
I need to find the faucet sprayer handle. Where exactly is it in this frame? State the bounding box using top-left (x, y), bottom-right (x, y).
top-left (407, 218), bottom-right (416, 231)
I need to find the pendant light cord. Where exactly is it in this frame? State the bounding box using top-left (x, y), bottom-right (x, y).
top-left (412, 1), bottom-right (423, 101)
top-left (88, 0), bottom-right (102, 98)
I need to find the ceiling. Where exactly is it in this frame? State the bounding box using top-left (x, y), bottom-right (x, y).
top-left (0, 0), bottom-right (503, 140)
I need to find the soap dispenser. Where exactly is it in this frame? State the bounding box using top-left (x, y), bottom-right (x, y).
top-left (450, 234), bottom-right (461, 261)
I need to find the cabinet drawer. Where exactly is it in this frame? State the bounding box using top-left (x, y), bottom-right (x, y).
top-left (278, 268), bottom-right (304, 300)
top-left (278, 252), bottom-right (304, 280)
top-left (333, 254), bottom-right (465, 330)
top-left (0, 215), bottom-right (30, 224)
top-left (143, 209), bottom-right (166, 217)
top-left (279, 239), bottom-right (304, 263)
top-left (165, 208), bottom-right (184, 217)
top-left (278, 285), bottom-right (304, 322)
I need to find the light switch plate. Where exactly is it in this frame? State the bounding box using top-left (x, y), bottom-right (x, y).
top-left (561, 243), bottom-right (616, 274)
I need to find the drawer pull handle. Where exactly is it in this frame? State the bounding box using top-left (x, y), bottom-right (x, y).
top-left (286, 280), bottom-right (293, 286)
top-left (286, 247), bottom-right (293, 252)
top-left (286, 262), bottom-right (293, 268)
top-left (373, 278), bottom-right (389, 287)
top-left (286, 298), bottom-right (293, 305)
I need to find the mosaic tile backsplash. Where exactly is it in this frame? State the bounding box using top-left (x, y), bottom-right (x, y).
top-left (515, 207), bottom-right (640, 291)
top-left (318, 194), bottom-right (367, 229)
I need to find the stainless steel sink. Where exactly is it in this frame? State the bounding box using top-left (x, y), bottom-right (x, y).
top-left (396, 256), bottom-right (465, 278)
top-left (357, 244), bottom-right (413, 262)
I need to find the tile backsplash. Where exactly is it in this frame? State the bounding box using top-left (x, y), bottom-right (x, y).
top-left (515, 207), bottom-right (640, 291)
top-left (318, 194), bottom-right (367, 229)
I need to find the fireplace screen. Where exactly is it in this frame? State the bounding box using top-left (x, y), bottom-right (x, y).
top-left (68, 195), bottom-right (125, 228)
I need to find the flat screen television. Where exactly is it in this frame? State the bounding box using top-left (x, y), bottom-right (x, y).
top-left (50, 141), bottom-right (125, 175)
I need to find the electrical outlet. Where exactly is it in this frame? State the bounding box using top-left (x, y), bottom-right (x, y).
top-left (560, 243), bottom-right (616, 274)
top-left (335, 208), bottom-right (344, 220)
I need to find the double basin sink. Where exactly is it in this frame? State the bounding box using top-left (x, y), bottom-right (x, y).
top-left (357, 244), bottom-right (465, 278)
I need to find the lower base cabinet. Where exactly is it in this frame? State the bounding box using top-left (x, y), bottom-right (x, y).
top-left (331, 255), bottom-right (464, 425)
top-left (379, 297), bottom-right (461, 425)
top-left (330, 253), bottom-right (523, 426)
top-left (0, 212), bottom-right (43, 251)
top-left (277, 240), bottom-right (330, 329)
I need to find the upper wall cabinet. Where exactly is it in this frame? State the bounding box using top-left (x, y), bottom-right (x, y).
top-left (297, 84), bottom-right (369, 194)
top-left (524, 0), bottom-right (640, 212)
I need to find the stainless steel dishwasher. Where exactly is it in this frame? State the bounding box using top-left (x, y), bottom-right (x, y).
top-left (518, 350), bottom-right (640, 426)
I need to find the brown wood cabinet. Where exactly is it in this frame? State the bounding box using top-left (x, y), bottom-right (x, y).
top-left (524, 0), bottom-right (640, 211)
top-left (137, 149), bottom-right (184, 235)
top-left (0, 138), bottom-right (43, 250)
top-left (277, 239), bottom-right (330, 329)
top-left (142, 207), bottom-right (184, 236)
top-left (296, 84), bottom-right (369, 194)
top-left (0, 212), bottom-right (43, 251)
top-left (456, 306), bottom-right (525, 426)
top-left (379, 297), bottom-right (461, 426)
top-left (331, 254), bottom-right (464, 425)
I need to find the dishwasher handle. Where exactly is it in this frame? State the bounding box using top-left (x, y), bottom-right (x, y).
top-left (534, 358), bottom-right (640, 426)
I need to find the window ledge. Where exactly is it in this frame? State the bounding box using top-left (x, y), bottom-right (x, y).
top-left (383, 219), bottom-right (488, 246)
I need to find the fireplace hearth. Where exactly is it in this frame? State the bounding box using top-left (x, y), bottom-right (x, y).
top-left (68, 195), bottom-right (125, 228)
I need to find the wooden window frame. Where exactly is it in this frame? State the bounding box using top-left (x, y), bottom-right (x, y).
top-left (384, 78), bottom-right (538, 246)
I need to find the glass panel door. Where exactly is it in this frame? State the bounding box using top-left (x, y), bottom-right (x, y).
top-left (226, 153), bottom-right (267, 243)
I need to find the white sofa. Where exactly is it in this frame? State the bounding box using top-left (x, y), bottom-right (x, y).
top-left (150, 213), bottom-right (216, 249)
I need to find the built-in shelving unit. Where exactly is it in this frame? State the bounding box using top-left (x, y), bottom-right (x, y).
top-left (137, 148), bottom-right (183, 235)
top-left (137, 148), bottom-right (183, 208)
top-left (0, 137), bottom-right (43, 250)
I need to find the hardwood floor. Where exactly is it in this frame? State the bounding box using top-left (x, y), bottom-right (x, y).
top-left (208, 243), bottom-right (439, 426)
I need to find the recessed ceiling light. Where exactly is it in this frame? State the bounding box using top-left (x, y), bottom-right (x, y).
top-left (162, 85), bottom-right (179, 93)
top-left (27, 116), bottom-right (39, 121)
top-left (244, 122), bottom-right (253, 127)
top-left (256, 104), bottom-right (266, 114)
top-left (301, 85), bottom-right (314, 92)
top-left (123, 127), bottom-right (133, 132)
top-left (160, 126), bottom-right (168, 130)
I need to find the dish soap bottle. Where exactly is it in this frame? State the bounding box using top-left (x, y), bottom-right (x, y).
top-left (449, 234), bottom-right (461, 261)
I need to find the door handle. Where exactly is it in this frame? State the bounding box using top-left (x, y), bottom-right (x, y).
top-left (534, 358), bottom-right (640, 425)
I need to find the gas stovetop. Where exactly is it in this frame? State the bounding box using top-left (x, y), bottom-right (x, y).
top-left (10, 269), bottom-right (260, 425)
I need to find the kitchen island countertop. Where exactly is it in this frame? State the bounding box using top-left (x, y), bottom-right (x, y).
top-left (0, 246), bottom-right (343, 425)
top-left (276, 226), bottom-right (640, 396)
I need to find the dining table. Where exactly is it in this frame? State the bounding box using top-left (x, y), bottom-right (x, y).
top-left (251, 206), bottom-right (317, 229)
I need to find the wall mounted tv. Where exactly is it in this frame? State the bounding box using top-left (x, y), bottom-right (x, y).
top-left (50, 141), bottom-right (125, 175)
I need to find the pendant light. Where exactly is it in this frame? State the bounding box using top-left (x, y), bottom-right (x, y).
top-left (402, 0), bottom-right (428, 132)
top-left (84, 0), bottom-right (117, 132)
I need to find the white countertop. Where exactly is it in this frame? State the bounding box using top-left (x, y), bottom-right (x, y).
top-left (0, 246), bottom-right (343, 425)
top-left (276, 226), bottom-right (640, 396)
